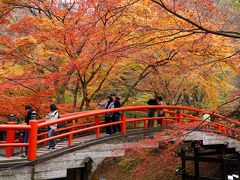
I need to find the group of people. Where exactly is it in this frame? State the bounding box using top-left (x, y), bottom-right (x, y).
top-left (102, 93), bottom-right (121, 135)
top-left (9, 94), bottom-right (215, 158)
top-left (147, 96), bottom-right (164, 128)
top-left (102, 94), bottom-right (164, 133)
top-left (13, 94), bottom-right (165, 157)
top-left (22, 104), bottom-right (59, 156)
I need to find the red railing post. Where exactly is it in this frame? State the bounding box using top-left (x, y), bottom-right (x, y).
top-left (161, 117), bottom-right (164, 128)
top-left (68, 133), bottom-right (72, 147)
top-left (68, 120), bottom-right (75, 147)
top-left (143, 119), bottom-right (147, 128)
top-left (134, 121), bottom-right (137, 129)
top-left (28, 120), bottom-right (38, 161)
top-left (6, 122), bottom-right (16, 157)
top-left (121, 113), bottom-right (126, 134)
top-left (216, 123), bottom-right (221, 132)
top-left (177, 110), bottom-right (181, 123)
top-left (222, 127), bottom-right (227, 135)
top-left (95, 116), bottom-right (100, 138)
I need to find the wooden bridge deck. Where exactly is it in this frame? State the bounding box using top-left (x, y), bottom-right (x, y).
top-left (0, 133), bottom-right (104, 162)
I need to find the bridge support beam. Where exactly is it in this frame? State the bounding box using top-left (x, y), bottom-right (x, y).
top-left (194, 144), bottom-right (199, 178)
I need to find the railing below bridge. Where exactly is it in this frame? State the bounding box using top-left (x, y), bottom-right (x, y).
top-left (0, 106), bottom-right (239, 161)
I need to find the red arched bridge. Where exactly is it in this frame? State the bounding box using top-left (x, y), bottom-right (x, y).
top-left (0, 105), bottom-right (239, 162)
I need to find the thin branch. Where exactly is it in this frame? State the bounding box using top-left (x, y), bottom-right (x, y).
top-left (152, 0), bottom-right (240, 38)
top-left (5, 78), bottom-right (37, 93)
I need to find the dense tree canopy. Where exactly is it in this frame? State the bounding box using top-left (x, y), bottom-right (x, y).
top-left (0, 0), bottom-right (239, 121)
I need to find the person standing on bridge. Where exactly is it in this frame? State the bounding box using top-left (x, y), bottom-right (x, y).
top-left (111, 93), bottom-right (121, 134)
top-left (23, 105), bottom-right (33, 156)
top-left (104, 96), bottom-right (114, 135)
top-left (156, 96), bottom-right (165, 125)
top-left (147, 96), bottom-right (162, 128)
top-left (46, 104), bottom-right (59, 150)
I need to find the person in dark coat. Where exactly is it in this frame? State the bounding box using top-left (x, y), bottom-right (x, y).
top-left (147, 96), bottom-right (162, 128)
top-left (111, 94), bottom-right (121, 133)
top-left (23, 105), bottom-right (33, 156)
top-left (25, 105), bottom-right (33, 125)
top-left (104, 96), bottom-right (114, 135)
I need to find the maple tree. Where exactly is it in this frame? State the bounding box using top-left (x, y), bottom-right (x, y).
top-left (0, 0), bottom-right (239, 122)
top-left (144, 0), bottom-right (240, 112)
top-left (112, 1), bottom-right (239, 110)
top-left (0, 2), bottom-right (239, 179)
top-left (150, 0), bottom-right (240, 39)
top-left (0, 0), bottom-right (144, 117)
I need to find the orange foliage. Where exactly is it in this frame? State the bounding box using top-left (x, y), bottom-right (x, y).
top-left (0, 0), bottom-right (239, 121)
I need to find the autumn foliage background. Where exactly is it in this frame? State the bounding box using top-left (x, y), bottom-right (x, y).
top-left (0, 0), bottom-right (239, 179)
top-left (0, 0), bottom-right (239, 122)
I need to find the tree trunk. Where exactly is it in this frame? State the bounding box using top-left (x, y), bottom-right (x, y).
top-left (79, 99), bottom-right (85, 111)
top-left (56, 86), bottom-right (66, 103)
top-left (72, 80), bottom-right (80, 112)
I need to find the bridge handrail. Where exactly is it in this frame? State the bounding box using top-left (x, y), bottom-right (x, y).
top-left (37, 111), bottom-right (86, 123)
top-left (37, 106), bottom-right (240, 128)
top-left (0, 124), bottom-right (30, 130)
top-left (0, 105), bottom-right (239, 161)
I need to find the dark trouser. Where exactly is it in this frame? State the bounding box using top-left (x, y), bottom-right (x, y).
top-left (24, 130), bottom-right (28, 155)
top-left (48, 128), bottom-right (56, 148)
top-left (112, 113), bottom-right (121, 133)
top-left (157, 113), bottom-right (164, 125)
top-left (0, 131), bottom-right (3, 140)
top-left (148, 110), bottom-right (155, 128)
top-left (105, 116), bottom-right (112, 135)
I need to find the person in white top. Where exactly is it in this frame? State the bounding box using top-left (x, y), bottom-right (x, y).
top-left (46, 104), bottom-right (59, 150)
top-left (104, 96), bottom-right (114, 135)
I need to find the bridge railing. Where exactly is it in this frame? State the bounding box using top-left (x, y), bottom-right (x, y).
top-left (0, 106), bottom-right (239, 161)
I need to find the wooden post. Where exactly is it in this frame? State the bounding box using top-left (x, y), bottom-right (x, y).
top-left (6, 122), bottom-right (16, 157)
top-left (161, 118), bottom-right (164, 128)
top-left (165, 120), bottom-right (168, 128)
top-left (28, 120), bottom-right (38, 161)
top-left (68, 131), bottom-right (73, 147)
top-left (68, 121), bottom-right (74, 147)
top-left (133, 121), bottom-right (137, 129)
top-left (214, 123), bottom-right (221, 132)
top-left (95, 116), bottom-right (100, 138)
top-left (194, 145), bottom-right (199, 178)
top-left (121, 113), bottom-right (126, 134)
top-left (222, 127), bottom-right (227, 135)
top-left (68, 134), bottom-right (72, 147)
top-left (143, 119), bottom-right (147, 128)
top-left (181, 149), bottom-right (186, 180)
top-left (177, 110), bottom-right (181, 123)
top-left (134, 113), bottom-right (137, 129)
top-left (221, 146), bottom-right (227, 179)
